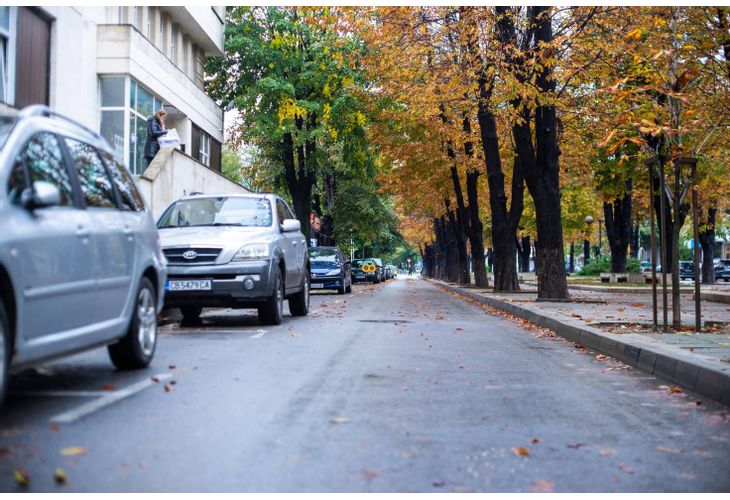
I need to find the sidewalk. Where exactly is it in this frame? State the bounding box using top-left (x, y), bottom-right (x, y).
top-left (428, 278), bottom-right (730, 407)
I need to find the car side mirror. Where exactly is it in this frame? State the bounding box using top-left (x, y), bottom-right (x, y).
top-left (281, 219), bottom-right (301, 232)
top-left (21, 181), bottom-right (61, 210)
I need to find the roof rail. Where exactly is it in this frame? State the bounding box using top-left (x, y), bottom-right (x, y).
top-left (18, 105), bottom-right (103, 142)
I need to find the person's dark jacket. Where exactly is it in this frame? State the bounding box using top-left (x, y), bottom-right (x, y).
top-left (143, 116), bottom-right (168, 159)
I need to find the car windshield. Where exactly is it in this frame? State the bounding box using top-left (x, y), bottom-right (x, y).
top-left (0, 116), bottom-right (17, 150)
top-left (158, 197), bottom-right (272, 228)
top-left (309, 248), bottom-right (340, 263)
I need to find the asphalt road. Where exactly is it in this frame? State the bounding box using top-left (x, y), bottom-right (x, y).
top-left (0, 275), bottom-right (728, 492)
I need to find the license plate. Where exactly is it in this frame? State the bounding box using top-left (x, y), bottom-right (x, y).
top-left (166, 280), bottom-right (212, 291)
top-left (311, 283), bottom-right (324, 289)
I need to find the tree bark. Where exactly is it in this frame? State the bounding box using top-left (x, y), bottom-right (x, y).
top-left (445, 199), bottom-right (470, 284)
top-left (603, 181), bottom-right (633, 273)
top-left (518, 235), bottom-right (531, 272)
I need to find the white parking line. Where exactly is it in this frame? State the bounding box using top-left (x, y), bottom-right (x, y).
top-left (49, 373), bottom-right (173, 424)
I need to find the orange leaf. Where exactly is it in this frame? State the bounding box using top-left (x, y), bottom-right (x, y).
top-left (60, 446), bottom-right (87, 456)
top-left (512, 447), bottom-right (529, 456)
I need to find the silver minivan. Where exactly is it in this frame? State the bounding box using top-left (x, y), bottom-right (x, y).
top-left (0, 105), bottom-right (166, 403)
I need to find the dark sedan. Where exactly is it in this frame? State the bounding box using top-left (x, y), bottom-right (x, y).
top-left (308, 246), bottom-right (352, 294)
top-left (352, 258), bottom-right (379, 283)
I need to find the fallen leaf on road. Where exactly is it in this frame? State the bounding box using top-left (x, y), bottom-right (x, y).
top-left (0, 446), bottom-right (11, 457)
top-left (14, 469), bottom-right (29, 487)
top-left (656, 446), bottom-right (682, 454)
top-left (60, 447), bottom-right (87, 456)
top-left (151, 376), bottom-right (160, 383)
top-left (530, 480), bottom-right (554, 492)
top-left (693, 449), bottom-right (710, 457)
top-left (432, 479), bottom-right (445, 487)
top-left (101, 384), bottom-right (115, 391)
top-left (49, 423), bottom-right (61, 432)
top-left (402, 451), bottom-right (415, 459)
top-left (618, 463), bottom-right (635, 474)
top-left (567, 443), bottom-right (587, 449)
top-left (668, 386), bottom-right (683, 394)
top-left (531, 438), bottom-right (541, 444)
top-left (2, 427), bottom-right (21, 437)
top-left (53, 468), bottom-right (68, 485)
top-left (168, 364), bottom-right (177, 369)
top-left (596, 445), bottom-right (616, 457)
top-left (329, 417), bottom-right (350, 425)
top-left (617, 307), bottom-right (625, 312)
top-left (361, 469), bottom-right (380, 480)
top-left (435, 316), bottom-right (445, 320)
top-left (164, 384), bottom-right (174, 393)
top-left (511, 447), bottom-right (529, 456)
top-left (454, 327), bottom-right (463, 331)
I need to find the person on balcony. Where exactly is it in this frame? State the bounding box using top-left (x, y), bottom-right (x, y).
top-left (143, 109), bottom-right (168, 167)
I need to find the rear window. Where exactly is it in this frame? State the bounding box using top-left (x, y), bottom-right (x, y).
top-left (309, 248), bottom-right (339, 262)
top-left (158, 197), bottom-right (272, 228)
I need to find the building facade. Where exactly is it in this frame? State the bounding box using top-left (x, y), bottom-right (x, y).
top-left (0, 6), bottom-right (225, 175)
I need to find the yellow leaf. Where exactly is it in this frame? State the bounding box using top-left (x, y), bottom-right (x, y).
top-left (53, 468), bottom-right (68, 485)
top-left (60, 446), bottom-right (88, 456)
top-left (14, 469), bottom-right (29, 487)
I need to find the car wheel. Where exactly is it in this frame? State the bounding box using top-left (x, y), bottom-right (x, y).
top-left (0, 299), bottom-right (9, 406)
top-left (259, 268), bottom-right (284, 325)
top-left (108, 277), bottom-right (157, 370)
top-left (180, 306), bottom-right (202, 322)
top-left (289, 272), bottom-right (310, 316)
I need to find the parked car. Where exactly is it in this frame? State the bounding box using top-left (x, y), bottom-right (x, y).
top-left (384, 264), bottom-right (394, 280)
top-left (389, 265), bottom-right (398, 277)
top-left (158, 193), bottom-right (310, 325)
top-left (308, 246), bottom-right (351, 294)
top-left (370, 258), bottom-right (386, 282)
top-left (715, 259), bottom-right (730, 282)
top-left (352, 258), bottom-right (378, 283)
top-left (640, 261), bottom-right (652, 274)
top-left (0, 105), bottom-right (167, 403)
top-left (656, 261), bottom-right (695, 280)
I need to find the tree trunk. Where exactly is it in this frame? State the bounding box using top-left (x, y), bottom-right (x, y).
top-left (463, 117), bottom-right (488, 288)
top-left (630, 221), bottom-right (640, 259)
top-left (699, 207), bottom-right (717, 284)
top-left (603, 181), bottom-right (632, 273)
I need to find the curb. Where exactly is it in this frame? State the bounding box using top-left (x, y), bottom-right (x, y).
top-left (568, 284), bottom-right (694, 295)
top-left (696, 291), bottom-right (730, 305)
top-left (429, 279), bottom-right (730, 407)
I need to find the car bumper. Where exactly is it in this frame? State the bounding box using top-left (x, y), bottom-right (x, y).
top-left (163, 259), bottom-right (276, 308)
top-left (310, 275), bottom-right (342, 289)
top-left (352, 272), bottom-right (376, 282)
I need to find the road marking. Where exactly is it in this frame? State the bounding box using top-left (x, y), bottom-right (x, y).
top-left (251, 329), bottom-right (267, 339)
top-left (49, 373), bottom-right (173, 424)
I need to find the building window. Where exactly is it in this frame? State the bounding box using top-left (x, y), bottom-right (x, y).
top-left (199, 130), bottom-right (210, 166)
top-left (0, 7), bottom-right (11, 104)
top-left (15, 7), bottom-right (50, 108)
top-left (194, 46), bottom-right (205, 89)
top-left (170, 23), bottom-right (178, 64)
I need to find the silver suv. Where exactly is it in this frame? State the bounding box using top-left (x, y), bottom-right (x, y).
top-left (0, 105), bottom-right (166, 402)
top-left (158, 193), bottom-right (310, 325)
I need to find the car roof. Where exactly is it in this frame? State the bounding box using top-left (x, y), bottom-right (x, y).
top-left (177, 193), bottom-right (276, 202)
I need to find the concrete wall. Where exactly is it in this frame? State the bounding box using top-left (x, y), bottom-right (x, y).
top-left (137, 148), bottom-right (249, 221)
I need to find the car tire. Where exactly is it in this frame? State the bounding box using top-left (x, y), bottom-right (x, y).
top-left (0, 299), bottom-right (10, 406)
top-left (289, 272), bottom-right (310, 316)
top-left (259, 268), bottom-right (284, 325)
top-left (180, 306), bottom-right (202, 322)
top-left (108, 277), bottom-right (157, 370)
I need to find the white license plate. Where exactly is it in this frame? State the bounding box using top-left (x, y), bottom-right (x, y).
top-left (167, 280), bottom-right (212, 291)
top-left (311, 283), bottom-right (325, 289)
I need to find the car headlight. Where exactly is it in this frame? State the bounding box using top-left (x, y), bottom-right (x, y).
top-left (325, 269), bottom-right (340, 276)
top-left (233, 243), bottom-right (269, 261)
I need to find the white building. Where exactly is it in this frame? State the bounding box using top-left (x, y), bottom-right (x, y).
top-left (0, 6), bottom-right (247, 216)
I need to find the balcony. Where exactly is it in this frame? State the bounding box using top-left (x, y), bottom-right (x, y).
top-left (96, 24), bottom-right (223, 141)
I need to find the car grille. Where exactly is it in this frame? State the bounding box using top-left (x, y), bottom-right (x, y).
top-left (163, 247), bottom-right (223, 265)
